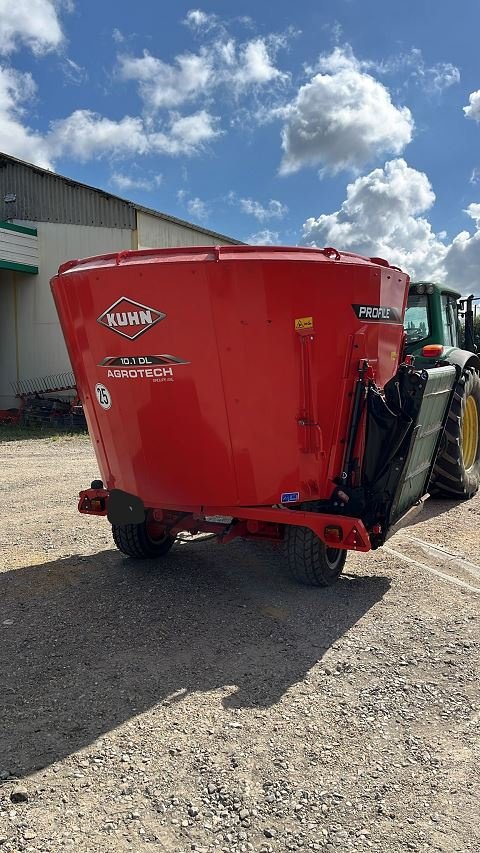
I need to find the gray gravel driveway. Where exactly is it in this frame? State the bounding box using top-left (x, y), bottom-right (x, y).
top-left (0, 436), bottom-right (478, 852)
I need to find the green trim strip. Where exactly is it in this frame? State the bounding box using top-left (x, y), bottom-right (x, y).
top-left (0, 220), bottom-right (37, 237)
top-left (0, 259), bottom-right (38, 274)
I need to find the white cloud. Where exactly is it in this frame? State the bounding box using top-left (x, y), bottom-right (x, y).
top-left (425, 62), bottom-right (460, 93)
top-left (302, 158), bottom-right (447, 279)
top-left (61, 57), bottom-right (87, 85)
top-left (465, 202), bottom-right (480, 223)
top-left (45, 108), bottom-right (219, 161)
top-left (0, 0), bottom-right (65, 55)
top-left (111, 172), bottom-right (162, 192)
top-left (0, 52), bottom-right (219, 169)
top-left (48, 110), bottom-right (149, 160)
top-left (119, 50), bottom-right (213, 109)
top-left (301, 157), bottom-right (480, 295)
top-left (176, 190), bottom-right (210, 221)
top-left (247, 229), bottom-right (281, 245)
top-left (232, 38), bottom-right (285, 88)
top-left (364, 49), bottom-right (460, 94)
top-left (444, 205), bottom-right (480, 294)
top-left (470, 168), bottom-right (480, 185)
top-left (238, 196), bottom-right (288, 221)
top-left (119, 33), bottom-right (287, 112)
top-left (187, 196), bottom-right (208, 220)
top-left (0, 65), bottom-right (53, 168)
top-left (149, 110), bottom-right (220, 155)
top-left (277, 47), bottom-right (413, 176)
top-left (464, 90), bottom-right (480, 122)
top-left (183, 9), bottom-right (217, 31)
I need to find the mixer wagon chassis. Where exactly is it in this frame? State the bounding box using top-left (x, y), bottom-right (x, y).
top-left (77, 357), bottom-right (459, 564)
top-left (78, 488), bottom-right (371, 552)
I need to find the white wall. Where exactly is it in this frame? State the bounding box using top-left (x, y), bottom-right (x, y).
top-left (137, 210), bottom-right (236, 249)
top-left (0, 222), bottom-right (132, 407)
top-left (0, 270), bottom-right (17, 407)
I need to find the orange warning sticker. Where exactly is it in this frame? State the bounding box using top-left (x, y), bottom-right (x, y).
top-left (294, 316), bottom-right (314, 330)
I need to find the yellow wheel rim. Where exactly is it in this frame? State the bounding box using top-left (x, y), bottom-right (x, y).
top-left (461, 395), bottom-right (479, 471)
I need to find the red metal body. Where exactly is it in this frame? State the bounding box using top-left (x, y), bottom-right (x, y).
top-left (51, 246), bottom-right (409, 551)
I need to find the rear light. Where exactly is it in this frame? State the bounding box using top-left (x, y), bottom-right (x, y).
top-left (78, 487), bottom-right (108, 515)
top-left (324, 525), bottom-right (343, 543)
top-left (422, 344), bottom-right (443, 358)
top-left (344, 527), bottom-right (367, 549)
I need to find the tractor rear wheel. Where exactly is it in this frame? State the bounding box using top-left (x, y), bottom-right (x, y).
top-left (284, 503), bottom-right (347, 586)
top-left (112, 519), bottom-right (176, 558)
top-left (431, 367), bottom-right (480, 498)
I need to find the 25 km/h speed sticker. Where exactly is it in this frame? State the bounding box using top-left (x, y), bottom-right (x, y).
top-left (95, 383), bottom-right (112, 410)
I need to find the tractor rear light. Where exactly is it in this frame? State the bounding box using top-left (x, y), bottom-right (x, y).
top-left (422, 344), bottom-right (443, 358)
top-left (324, 525), bottom-right (343, 543)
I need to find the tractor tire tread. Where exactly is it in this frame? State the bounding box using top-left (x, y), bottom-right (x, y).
top-left (431, 367), bottom-right (480, 499)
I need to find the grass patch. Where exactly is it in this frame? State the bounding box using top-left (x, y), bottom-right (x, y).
top-left (0, 424), bottom-right (89, 443)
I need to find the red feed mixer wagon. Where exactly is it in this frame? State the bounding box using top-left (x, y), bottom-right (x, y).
top-left (51, 245), bottom-right (475, 586)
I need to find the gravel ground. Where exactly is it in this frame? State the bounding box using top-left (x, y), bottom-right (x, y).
top-left (0, 436), bottom-right (479, 853)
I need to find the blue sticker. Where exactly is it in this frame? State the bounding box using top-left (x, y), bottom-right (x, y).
top-left (281, 491), bottom-right (300, 504)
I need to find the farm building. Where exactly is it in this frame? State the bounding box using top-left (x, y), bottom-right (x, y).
top-left (0, 153), bottom-right (240, 408)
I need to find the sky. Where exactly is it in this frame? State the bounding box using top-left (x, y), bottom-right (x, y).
top-left (1, 0), bottom-right (480, 293)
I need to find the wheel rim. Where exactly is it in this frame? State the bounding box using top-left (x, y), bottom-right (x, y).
top-left (146, 518), bottom-right (170, 545)
top-left (461, 395), bottom-right (479, 471)
top-left (325, 547), bottom-right (343, 570)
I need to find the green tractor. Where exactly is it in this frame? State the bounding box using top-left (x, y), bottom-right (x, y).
top-left (404, 282), bottom-right (480, 498)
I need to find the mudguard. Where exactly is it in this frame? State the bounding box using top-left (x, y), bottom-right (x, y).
top-left (362, 363), bottom-right (458, 547)
top-left (441, 347), bottom-right (480, 373)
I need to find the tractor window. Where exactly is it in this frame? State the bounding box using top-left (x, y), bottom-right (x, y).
top-left (404, 294), bottom-right (430, 343)
top-left (441, 293), bottom-right (458, 347)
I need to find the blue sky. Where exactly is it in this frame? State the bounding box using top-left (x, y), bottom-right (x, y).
top-left (1, 0), bottom-right (480, 292)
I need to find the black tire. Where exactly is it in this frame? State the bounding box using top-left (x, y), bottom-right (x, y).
top-left (112, 520), bottom-right (176, 558)
top-left (284, 502), bottom-right (347, 586)
top-left (431, 367), bottom-right (480, 498)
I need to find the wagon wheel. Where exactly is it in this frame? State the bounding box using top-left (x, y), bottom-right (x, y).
top-left (284, 502), bottom-right (347, 586)
top-left (112, 514), bottom-right (176, 559)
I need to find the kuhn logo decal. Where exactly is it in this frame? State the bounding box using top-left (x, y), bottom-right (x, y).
top-left (97, 298), bottom-right (165, 340)
top-left (352, 304), bottom-right (402, 323)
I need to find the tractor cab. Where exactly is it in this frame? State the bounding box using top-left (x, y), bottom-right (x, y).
top-left (405, 281), bottom-right (477, 364)
top-left (404, 280), bottom-right (480, 498)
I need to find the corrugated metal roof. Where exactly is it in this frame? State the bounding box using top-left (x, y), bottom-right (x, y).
top-left (0, 152), bottom-right (243, 243)
top-left (0, 154), bottom-right (136, 229)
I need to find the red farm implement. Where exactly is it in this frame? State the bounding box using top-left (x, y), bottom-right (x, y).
top-left (0, 373), bottom-right (86, 430)
top-left (51, 245), bottom-right (477, 586)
